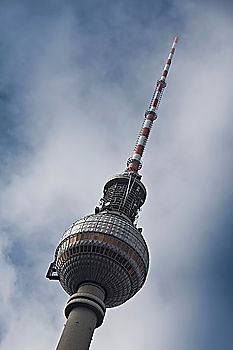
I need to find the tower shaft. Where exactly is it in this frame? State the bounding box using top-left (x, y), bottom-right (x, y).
top-left (56, 283), bottom-right (106, 350)
top-left (57, 307), bottom-right (97, 350)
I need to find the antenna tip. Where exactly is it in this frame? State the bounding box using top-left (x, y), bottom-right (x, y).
top-left (174, 36), bottom-right (179, 43)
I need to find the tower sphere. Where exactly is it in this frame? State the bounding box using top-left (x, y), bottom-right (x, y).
top-left (55, 212), bottom-right (149, 307)
top-left (54, 173), bottom-right (149, 307)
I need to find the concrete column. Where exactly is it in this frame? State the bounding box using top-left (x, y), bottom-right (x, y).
top-left (56, 283), bottom-right (106, 350)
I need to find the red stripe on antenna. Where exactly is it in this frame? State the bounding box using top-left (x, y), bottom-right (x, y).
top-left (152, 98), bottom-right (158, 107)
top-left (157, 84), bottom-right (163, 91)
top-left (146, 113), bottom-right (155, 121)
top-left (134, 145), bottom-right (144, 156)
top-left (141, 128), bottom-right (150, 137)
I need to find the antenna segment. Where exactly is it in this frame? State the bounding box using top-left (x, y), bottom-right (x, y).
top-left (127, 36), bottom-right (179, 172)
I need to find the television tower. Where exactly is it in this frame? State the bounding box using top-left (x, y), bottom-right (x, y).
top-left (46, 36), bottom-right (179, 350)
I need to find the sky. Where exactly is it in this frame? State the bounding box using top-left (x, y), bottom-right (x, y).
top-left (0, 0), bottom-right (233, 349)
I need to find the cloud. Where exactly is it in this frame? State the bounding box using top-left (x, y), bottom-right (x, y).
top-left (0, 1), bottom-right (232, 349)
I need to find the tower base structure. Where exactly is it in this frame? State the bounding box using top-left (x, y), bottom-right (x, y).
top-left (56, 283), bottom-right (106, 350)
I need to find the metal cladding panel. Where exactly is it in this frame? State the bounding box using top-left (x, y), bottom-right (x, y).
top-left (55, 212), bottom-right (149, 308)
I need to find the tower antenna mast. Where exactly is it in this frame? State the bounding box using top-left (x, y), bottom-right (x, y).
top-left (127, 36), bottom-right (179, 173)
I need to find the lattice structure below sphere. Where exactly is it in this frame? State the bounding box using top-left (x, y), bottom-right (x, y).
top-left (54, 212), bottom-right (149, 307)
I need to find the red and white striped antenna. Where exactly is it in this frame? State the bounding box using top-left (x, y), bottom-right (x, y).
top-left (126, 36), bottom-right (179, 173)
